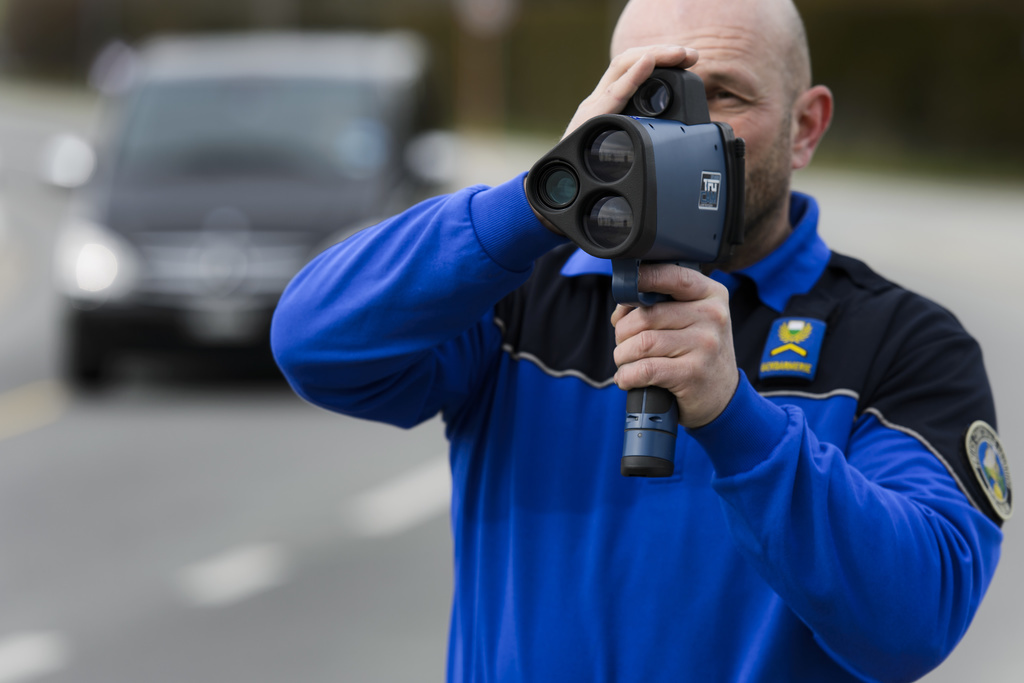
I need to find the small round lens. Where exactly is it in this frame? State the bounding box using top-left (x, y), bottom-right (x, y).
top-left (584, 196), bottom-right (634, 250)
top-left (587, 130), bottom-right (634, 183)
top-left (540, 166), bottom-right (579, 208)
top-left (634, 80), bottom-right (671, 117)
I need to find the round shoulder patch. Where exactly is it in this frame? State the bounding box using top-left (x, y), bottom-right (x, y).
top-left (965, 421), bottom-right (1013, 521)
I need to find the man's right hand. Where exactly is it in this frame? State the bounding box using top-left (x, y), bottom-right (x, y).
top-left (562, 45), bottom-right (699, 139)
top-left (529, 45), bottom-right (698, 237)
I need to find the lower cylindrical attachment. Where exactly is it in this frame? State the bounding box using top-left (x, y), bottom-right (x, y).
top-left (621, 386), bottom-right (679, 478)
top-left (621, 456), bottom-right (674, 477)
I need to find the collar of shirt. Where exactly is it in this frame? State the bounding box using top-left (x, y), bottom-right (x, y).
top-left (558, 191), bottom-right (830, 313)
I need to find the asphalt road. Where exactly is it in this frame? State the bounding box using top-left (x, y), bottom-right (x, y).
top-left (0, 81), bottom-right (452, 683)
top-left (1, 79), bottom-right (1022, 682)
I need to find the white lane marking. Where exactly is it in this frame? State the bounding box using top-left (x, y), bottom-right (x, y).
top-left (0, 380), bottom-right (69, 443)
top-left (344, 456), bottom-right (451, 538)
top-left (0, 236), bottom-right (25, 312)
top-left (0, 632), bottom-right (69, 683)
top-left (176, 543), bottom-right (290, 608)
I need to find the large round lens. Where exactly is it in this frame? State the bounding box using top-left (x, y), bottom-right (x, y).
top-left (539, 166), bottom-right (579, 209)
top-left (587, 130), bottom-right (634, 182)
top-left (584, 196), bottom-right (634, 250)
top-left (633, 79), bottom-right (671, 117)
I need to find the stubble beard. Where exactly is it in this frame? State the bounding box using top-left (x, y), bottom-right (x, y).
top-left (718, 117), bottom-right (793, 273)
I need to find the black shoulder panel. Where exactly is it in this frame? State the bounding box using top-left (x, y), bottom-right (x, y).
top-left (493, 244), bottom-right (619, 387)
top-left (744, 251), bottom-right (1003, 525)
top-left (855, 279), bottom-right (1000, 524)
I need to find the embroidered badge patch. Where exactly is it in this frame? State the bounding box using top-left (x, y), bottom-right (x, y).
top-left (759, 318), bottom-right (826, 381)
top-left (965, 421), bottom-right (1013, 520)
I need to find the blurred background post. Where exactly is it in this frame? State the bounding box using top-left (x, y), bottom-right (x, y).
top-left (0, 1), bottom-right (1022, 682)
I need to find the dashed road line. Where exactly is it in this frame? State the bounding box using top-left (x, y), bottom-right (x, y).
top-left (174, 456), bottom-right (451, 610)
top-left (343, 455), bottom-right (451, 538)
top-left (176, 543), bottom-right (291, 608)
top-left (0, 631), bottom-right (69, 683)
top-left (0, 380), bottom-right (69, 443)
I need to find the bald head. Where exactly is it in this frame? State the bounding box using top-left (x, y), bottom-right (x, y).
top-left (607, 0), bottom-right (831, 270)
top-left (612, 0), bottom-right (812, 104)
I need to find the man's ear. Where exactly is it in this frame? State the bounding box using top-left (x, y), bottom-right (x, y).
top-left (791, 85), bottom-right (833, 171)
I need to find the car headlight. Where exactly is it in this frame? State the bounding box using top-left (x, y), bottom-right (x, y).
top-left (55, 219), bottom-right (140, 304)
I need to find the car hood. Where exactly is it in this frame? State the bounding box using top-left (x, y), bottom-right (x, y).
top-left (99, 176), bottom-right (394, 242)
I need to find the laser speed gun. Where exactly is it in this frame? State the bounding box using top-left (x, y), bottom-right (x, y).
top-left (525, 69), bottom-right (746, 478)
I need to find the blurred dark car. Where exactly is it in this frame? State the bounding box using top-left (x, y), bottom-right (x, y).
top-left (50, 32), bottom-right (451, 385)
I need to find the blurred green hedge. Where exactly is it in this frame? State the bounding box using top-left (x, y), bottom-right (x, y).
top-left (804, 6), bottom-right (1024, 172)
top-left (3, 0), bottom-right (1022, 173)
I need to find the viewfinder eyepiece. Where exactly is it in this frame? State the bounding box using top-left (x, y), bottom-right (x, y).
top-left (632, 79), bottom-right (672, 117)
top-left (584, 196), bottom-right (634, 250)
top-left (587, 129), bottom-right (634, 183)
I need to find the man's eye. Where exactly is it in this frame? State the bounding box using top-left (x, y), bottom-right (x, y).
top-left (709, 90), bottom-right (738, 101)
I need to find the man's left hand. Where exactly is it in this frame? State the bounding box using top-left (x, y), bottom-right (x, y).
top-left (610, 264), bottom-right (739, 429)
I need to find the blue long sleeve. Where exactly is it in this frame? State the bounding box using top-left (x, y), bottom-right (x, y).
top-left (271, 174), bottom-right (564, 426)
top-left (692, 375), bottom-right (1002, 682)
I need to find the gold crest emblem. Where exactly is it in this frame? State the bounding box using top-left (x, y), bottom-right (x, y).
top-left (778, 320), bottom-right (813, 345)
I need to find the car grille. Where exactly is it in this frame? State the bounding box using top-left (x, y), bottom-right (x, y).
top-left (130, 231), bottom-right (318, 305)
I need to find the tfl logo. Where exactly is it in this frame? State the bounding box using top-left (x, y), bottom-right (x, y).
top-left (698, 171), bottom-right (722, 211)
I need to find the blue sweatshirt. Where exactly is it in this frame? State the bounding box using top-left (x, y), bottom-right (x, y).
top-left (271, 175), bottom-right (1005, 683)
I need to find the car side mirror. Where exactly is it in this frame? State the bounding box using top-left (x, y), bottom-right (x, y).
top-left (39, 133), bottom-right (97, 189)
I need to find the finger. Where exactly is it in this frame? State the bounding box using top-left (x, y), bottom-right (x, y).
top-left (596, 45), bottom-right (695, 93)
top-left (616, 356), bottom-right (738, 429)
top-left (564, 46), bottom-right (699, 138)
top-left (614, 356), bottom-right (692, 393)
top-left (612, 327), bottom-right (708, 368)
top-left (613, 300), bottom-right (700, 344)
top-left (600, 53), bottom-right (659, 113)
top-left (640, 44), bottom-right (699, 69)
top-left (610, 303), bottom-right (635, 327)
top-left (637, 263), bottom-right (727, 303)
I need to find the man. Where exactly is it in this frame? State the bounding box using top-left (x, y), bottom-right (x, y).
top-left (272, 0), bottom-right (1009, 680)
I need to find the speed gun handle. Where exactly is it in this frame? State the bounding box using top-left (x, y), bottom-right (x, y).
top-left (613, 259), bottom-right (696, 478)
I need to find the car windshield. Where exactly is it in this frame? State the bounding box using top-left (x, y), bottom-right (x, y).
top-left (114, 78), bottom-right (405, 182)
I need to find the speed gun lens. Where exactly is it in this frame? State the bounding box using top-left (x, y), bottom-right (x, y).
top-left (587, 129), bottom-right (634, 182)
top-left (585, 196), bottom-right (633, 249)
top-left (539, 166), bottom-right (579, 209)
